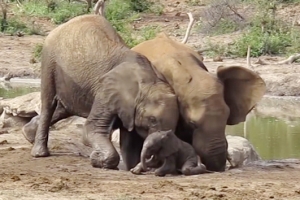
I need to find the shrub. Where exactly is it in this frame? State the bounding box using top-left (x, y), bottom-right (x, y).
top-left (198, 0), bottom-right (247, 35)
top-left (17, 0), bottom-right (86, 24)
top-left (105, 0), bottom-right (161, 47)
top-left (33, 43), bottom-right (43, 60)
top-left (205, 0), bottom-right (300, 57)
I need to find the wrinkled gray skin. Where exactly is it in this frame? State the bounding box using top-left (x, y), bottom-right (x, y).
top-left (25, 14), bottom-right (179, 170)
top-left (130, 130), bottom-right (211, 176)
top-left (132, 33), bottom-right (266, 172)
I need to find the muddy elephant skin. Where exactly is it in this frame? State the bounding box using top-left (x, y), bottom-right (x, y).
top-left (27, 15), bottom-right (179, 170)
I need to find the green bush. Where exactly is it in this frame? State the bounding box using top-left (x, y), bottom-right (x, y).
top-left (17, 0), bottom-right (86, 24)
top-left (105, 0), bottom-right (161, 48)
top-left (211, 18), bottom-right (240, 35)
top-left (33, 43), bottom-right (43, 60)
top-left (204, 0), bottom-right (300, 57)
top-left (129, 0), bottom-right (153, 12)
top-left (231, 27), bottom-right (290, 57)
top-left (0, 17), bottom-right (42, 35)
top-left (1, 18), bottom-right (26, 34)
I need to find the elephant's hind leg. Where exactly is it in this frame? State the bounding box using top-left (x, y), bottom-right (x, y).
top-left (120, 127), bottom-right (144, 171)
top-left (154, 156), bottom-right (177, 176)
top-left (181, 162), bottom-right (212, 176)
top-left (22, 101), bottom-right (71, 144)
top-left (31, 64), bottom-right (57, 157)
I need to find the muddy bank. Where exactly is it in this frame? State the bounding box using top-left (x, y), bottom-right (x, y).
top-left (1, 124), bottom-right (300, 200)
top-left (1, 92), bottom-right (300, 199)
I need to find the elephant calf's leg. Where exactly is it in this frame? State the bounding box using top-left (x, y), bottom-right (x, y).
top-left (22, 101), bottom-right (71, 144)
top-left (130, 162), bottom-right (144, 175)
top-left (154, 156), bottom-right (177, 177)
top-left (181, 162), bottom-right (213, 176)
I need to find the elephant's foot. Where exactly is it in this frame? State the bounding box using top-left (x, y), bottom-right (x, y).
top-left (181, 163), bottom-right (211, 176)
top-left (31, 142), bottom-right (50, 157)
top-left (154, 169), bottom-right (167, 177)
top-left (22, 127), bottom-right (35, 144)
top-left (90, 150), bottom-right (120, 169)
top-left (130, 163), bottom-right (144, 175)
top-left (22, 116), bottom-right (40, 144)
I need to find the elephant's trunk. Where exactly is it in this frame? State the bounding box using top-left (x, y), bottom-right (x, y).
top-left (201, 152), bottom-right (227, 172)
top-left (193, 131), bottom-right (227, 172)
top-left (141, 147), bottom-right (148, 171)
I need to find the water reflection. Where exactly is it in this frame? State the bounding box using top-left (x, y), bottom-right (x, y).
top-left (226, 98), bottom-right (300, 160)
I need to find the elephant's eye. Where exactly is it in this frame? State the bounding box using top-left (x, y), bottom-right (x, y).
top-left (149, 116), bottom-right (157, 126)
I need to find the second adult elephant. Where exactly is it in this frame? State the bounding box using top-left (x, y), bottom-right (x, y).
top-left (22, 15), bottom-right (179, 170)
top-left (132, 32), bottom-right (266, 172)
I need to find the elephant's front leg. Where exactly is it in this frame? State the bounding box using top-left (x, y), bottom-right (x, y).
top-left (120, 127), bottom-right (144, 171)
top-left (130, 155), bottom-right (162, 175)
top-left (154, 155), bottom-right (177, 177)
top-left (84, 104), bottom-right (120, 169)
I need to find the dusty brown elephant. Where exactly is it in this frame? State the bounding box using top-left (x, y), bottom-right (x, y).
top-left (132, 32), bottom-right (266, 172)
top-left (25, 15), bottom-right (179, 170)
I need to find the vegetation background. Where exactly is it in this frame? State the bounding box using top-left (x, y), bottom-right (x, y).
top-left (1, 0), bottom-right (300, 60)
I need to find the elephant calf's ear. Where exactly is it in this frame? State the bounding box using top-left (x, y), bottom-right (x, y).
top-left (217, 65), bottom-right (266, 125)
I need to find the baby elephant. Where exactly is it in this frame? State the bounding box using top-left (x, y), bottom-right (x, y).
top-left (131, 130), bottom-right (212, 176)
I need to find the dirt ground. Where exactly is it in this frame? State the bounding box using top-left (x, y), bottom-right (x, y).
top-left (1, 122), bottom-right (300, 200)
top-left (2, 1), bottom-right (300, 199)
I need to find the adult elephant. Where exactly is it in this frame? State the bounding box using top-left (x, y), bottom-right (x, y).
top-left (25, 15), bottom-right (179, 170)
top-left (132, 32), bottom-right (266, 172)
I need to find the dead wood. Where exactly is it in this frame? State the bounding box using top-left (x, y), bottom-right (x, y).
top-left (181, 12), bottom-right (195, 44)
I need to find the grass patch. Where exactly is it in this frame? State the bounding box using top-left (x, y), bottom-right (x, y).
top-left (15, 0), bottom-right (87, 24)
top-left (33, 43), bottom-right (43, 61)
top-left (105, 0), bottom-right (161, 47)
top-left (204, 0), bottom-right (300, 57)
top-left (1, 17), bottom-right (43, 35)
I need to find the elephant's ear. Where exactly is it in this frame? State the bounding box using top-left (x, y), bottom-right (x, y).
top-left (159, 130), bottom-right (180, 157)
top-left (217, 66), bottom-right (266, 125)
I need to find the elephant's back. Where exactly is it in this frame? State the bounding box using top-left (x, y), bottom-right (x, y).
top-left (43, 14), bottom-right (127, 75)
top-left (132, 32), bottom-right (204, 66)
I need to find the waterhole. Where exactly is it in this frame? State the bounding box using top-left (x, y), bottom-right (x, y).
top-left (1, 82), bottom-right (300, 160)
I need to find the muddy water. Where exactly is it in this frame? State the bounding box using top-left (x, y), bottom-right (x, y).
top-left (0, 82), bottom-right (40, 99)
top-left (1, 83), bottom-right (300, 161)
top-left (226, 97), bottom-right (300, 160)
top-left (227, 113), bottom-right (300, 160)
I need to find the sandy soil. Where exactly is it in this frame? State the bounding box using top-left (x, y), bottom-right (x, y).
top-left (1, 123), bottom-right (300, 200)
top-left (1, 1), bottom-right (300, 199)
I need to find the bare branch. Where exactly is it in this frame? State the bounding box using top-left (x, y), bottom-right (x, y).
top-left (94, 0), bottom-right (106, 16)
top-left (247, 45), bottom-right (251, 68)
top-left (181, 12), bottom-right (195, 44)
top-left (255, 53), bottom-right (300, 65)
top-left (226, 3), bottom-right (244, 20)
top-left (246, 46), bottom-right (257, 73)
top-left (16, 0), bottom-right (23, 8)
top-left (275, 54), bottom-right (300, 64)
